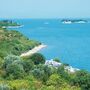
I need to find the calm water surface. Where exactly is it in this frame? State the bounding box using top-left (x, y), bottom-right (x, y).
top-left (10, 19), bottom-right (90, 71)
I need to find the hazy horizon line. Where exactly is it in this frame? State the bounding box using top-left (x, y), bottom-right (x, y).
top-left (0, 17), bottom-right (90, 20)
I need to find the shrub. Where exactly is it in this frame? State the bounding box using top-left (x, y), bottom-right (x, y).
top-left (23, 59), bottom-right (34, 73)
top-left (0, 84), bottom-right (10, 90)
top-left (3, 55), bottom-right (21, 69)
top-left (6, 63), bottom-right (25, 79)
top-left (57, 65), bottom-right (70, 81)
top-left (42, 65), bottom-right (52, 83)
top-left (8, 80), bottom-right (30, 90)
top-left (32, 68), bottom-right (44, 80)
top-left (53, 58), bottom-right (61, 63)
top-left (32, 65), bottom-right (53, 83)
top-left (0, 58), bottom-right (3, 69)
top-left (71, 70), bottom-right (90, 90)
top-left (40, 85), bottom-right (56, 90)
top-left (46, 74), bottom-right (64, 87)
top-left (30, 53), bottom-right (45, 65)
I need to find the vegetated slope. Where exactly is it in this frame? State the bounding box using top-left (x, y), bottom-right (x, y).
top-left (0, 20), bottom-right (20, 27)
top-left (0, 20), bottom-right (89, 90)
top-left (0, 28), bottom-right (40, 59)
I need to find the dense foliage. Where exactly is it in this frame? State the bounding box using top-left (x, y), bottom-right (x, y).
top-left (0, 54), bottom-right (82, 90)
top-left (1, 54), bottom-right (90, 90)
top-left (29, 53), bottom-right (45, 65)
top-left (0, 28), bottom-right (40, 59)
top-left (0, 23), bottom-right (90, 90)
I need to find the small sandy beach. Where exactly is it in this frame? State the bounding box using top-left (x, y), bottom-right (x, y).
top-left (20, 44), bottom-right (47, 57)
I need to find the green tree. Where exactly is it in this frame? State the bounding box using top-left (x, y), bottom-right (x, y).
top-left (32, 65), bottom-right (53, 83)
top-left (53, 58), bottom-right (61, 63)
top-left (42, 65), bottom-right (52, 83)
top-left (0, 84), bottom-right (10, 90)
top-left (23, 59), bottom-right (34, 73)
top-left (3, 55), bottom-right (21, 68)
top-left (57, 65), bottom-right (65, 76)
top-left (32, 68), bottom-right (44, 80)
top-left (46, 74), bottom-right (64, 87)
top-left (0, 57), bottom-right (3, 69)
top-left (57, 65), bottom-right (70, 81)
top-left (71, 70), bottom-right (90, 90)
top-left (6, 63), bottom-right (25, 79)
top-left (34, 65), bottom-right (53, 83)
top-left (30, 53), bottom-right (45, 65)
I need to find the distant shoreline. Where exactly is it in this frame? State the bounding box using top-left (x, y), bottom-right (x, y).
top-left (61, 19), bottom-right (88, 24)
top-left (20, 44), bottom-right (47, 57)
top-left (2, 25), bottom-right (24, 29)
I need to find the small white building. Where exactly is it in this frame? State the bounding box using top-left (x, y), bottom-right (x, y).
top-left (45, 59), bottom-right (62, 67)
top-left (45, 59), bottom-right (80, 73)
top-left (65, 66), bottom-right (80, 73)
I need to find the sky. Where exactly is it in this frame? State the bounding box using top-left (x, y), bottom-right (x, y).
top-left (0, 0), bottom-right (90, 18)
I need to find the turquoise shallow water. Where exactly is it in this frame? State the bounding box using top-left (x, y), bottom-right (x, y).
top-left (10, 19), bottom-right (90, 71)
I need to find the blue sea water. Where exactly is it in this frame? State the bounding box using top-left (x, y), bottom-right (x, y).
top-left (10, 19), bottom-right (90, 71)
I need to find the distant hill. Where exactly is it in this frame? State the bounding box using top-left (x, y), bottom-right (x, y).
top-left (0, 20), bottom-right (21, 28)
top-left (61, 19), bottom-right (88, 24)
